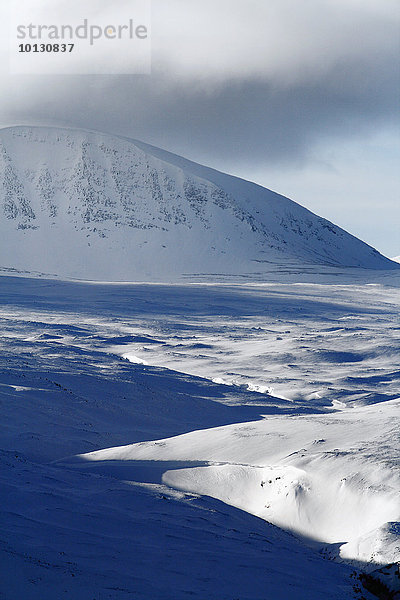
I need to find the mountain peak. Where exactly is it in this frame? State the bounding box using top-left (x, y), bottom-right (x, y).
top-left (0, 125), bottom-right (396, 280)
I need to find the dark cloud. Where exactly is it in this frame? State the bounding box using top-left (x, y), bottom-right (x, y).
top-left (2, 53), bottom-right (397, 172)
top-left (1, 0), bottom-right (398, 172)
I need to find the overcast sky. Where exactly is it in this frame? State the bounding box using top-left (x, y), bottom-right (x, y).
top-left (1, 0), bottom-right (399, 256)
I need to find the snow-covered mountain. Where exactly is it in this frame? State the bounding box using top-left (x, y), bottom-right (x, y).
top-left (0, 125), bottom-right (396, 280)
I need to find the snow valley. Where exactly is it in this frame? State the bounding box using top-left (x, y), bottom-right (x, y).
top-left (0, 125), bottom-right (399, 599)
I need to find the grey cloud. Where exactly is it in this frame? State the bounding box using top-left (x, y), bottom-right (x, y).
top-left (2, 53), bottom-right (397, 171)
top-left (1, 0), bottom-right (398, 172)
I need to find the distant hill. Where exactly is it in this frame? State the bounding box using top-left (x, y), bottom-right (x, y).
top-left (0, 126), bottom-right (397, 280)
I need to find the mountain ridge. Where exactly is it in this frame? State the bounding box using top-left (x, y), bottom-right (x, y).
top-left (0, 125), bottom-right (397, 281)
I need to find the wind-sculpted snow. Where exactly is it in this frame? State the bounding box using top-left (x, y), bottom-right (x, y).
top-left (93, 401), bottom-right (398, 557)
top-left (0, 125), bottom-right (397, 280)
top-left (1, 274), bottom-right (399, 598)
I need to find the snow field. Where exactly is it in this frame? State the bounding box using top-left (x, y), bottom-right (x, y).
top-left (80, 398), bottom-right (400, 563)
top-left (1, 273), bottom-right (399, 598)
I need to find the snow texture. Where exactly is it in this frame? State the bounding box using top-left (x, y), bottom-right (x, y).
top-left (1, 274), bottom-right (399, 599)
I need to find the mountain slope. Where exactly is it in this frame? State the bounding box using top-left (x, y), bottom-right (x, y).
top-left (0, 125), bottom-right (396, 280)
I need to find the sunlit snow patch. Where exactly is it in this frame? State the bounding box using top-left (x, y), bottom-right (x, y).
top-left (122, 352), bottom-right (148, 365)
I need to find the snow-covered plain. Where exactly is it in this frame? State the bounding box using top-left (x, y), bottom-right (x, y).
top-left (1, 270), bottom-right (399, 599)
